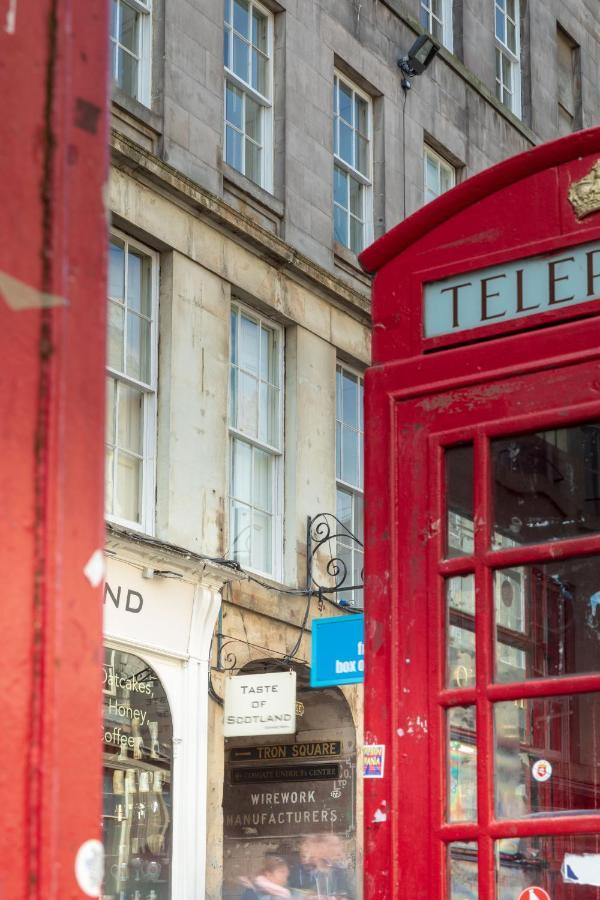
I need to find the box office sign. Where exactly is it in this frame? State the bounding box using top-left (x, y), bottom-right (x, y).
top-left (224, 671), bottom-right (297, 737)
top-left (224, 744), bottom-right (355, 838)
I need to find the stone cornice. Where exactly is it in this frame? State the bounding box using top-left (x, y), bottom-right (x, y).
top-left (110, 131), bottom-right (372, 323)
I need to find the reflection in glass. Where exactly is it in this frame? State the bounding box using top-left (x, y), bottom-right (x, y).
top-left (494, 556), bottom-right (600, 682)
top-left (446, 444), bottom-right (474, 558)
top-left (447, 576), bottom-right (476, 689)
top-left (448, 842), bottom-right (478, 899)
top-left (496, 834), bottom-right (600, 900)
top-left (102, 648), bottom-right (172, 900)
top-left (492, 422), bottom-right (600, 547)
top-left (448, 706), bottom-right (477, 822)
top-left (494, 692), bottom-right (600, 818)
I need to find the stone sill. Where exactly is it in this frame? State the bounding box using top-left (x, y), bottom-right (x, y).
top-left (334, 241), bottom-right (372, 287)
top-left (222, 162), bottom-right (284, 220)
top-left (112, 88), bottom-right (162, 154)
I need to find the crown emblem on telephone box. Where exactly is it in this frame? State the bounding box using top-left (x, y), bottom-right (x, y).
top-left (568, 160), bottom-right (600, 219)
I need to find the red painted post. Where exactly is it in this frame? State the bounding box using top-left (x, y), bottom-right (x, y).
top-left (0, 2), bottom-right (108, 897)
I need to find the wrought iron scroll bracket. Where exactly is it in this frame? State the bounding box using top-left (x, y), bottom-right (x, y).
top-left (306, 514), bottom-right (364, 610)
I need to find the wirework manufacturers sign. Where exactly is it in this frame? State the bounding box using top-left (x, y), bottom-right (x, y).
top-left (224, 671), bottom-right (296, 737)
top-left (423, 240), bottom-right (600, 338)
top-left (310, 615), bottom-right (364, 688)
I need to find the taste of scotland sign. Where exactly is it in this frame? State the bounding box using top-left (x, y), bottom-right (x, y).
top-left (224, 671), bottom-right (296, 737)
top-left (424, 240), bottom-right (600, 338)
top-left (310, 615), bottom-right (364, 688)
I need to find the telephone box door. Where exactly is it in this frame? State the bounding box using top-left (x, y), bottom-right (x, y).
top-left (390, 357), bottom-right (600, 899)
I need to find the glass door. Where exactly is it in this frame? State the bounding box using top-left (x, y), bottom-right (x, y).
top-left (425, 364), bottom-right (600, 899)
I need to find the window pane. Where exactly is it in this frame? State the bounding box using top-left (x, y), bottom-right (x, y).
top-left (507, 19), bottom-right (516, 53)
top-left (334, 205), bottom-right (348, 246)
top-left (237, 371), bottom-right (258, 437)
top-left (116, 452), bottom-right (141, 522)
top-left (245, 95), bottom-right (261, 142)
top-left (224, 24), bottom-right (230, 66)
top-left (245, 138), bottom-right (261, 184)
top-left (492, 423), bottom-right (600, 548)
top-left (258, 382), bottom-right (278, 446)
top-left (350, 217), bottom-right (363, 254)
top-left (338, 121), bottom-right (353, 166)
top-left (260, 326), bottom-right (275, 383)
top-left (229, 365), bottom-right (238, 426)
top-left (440, 164), bottom-right (453, 193)
top-left (254, 447), bottom-right (272, 512)
top-left (118, 49), bottom-right (138, 98)
top-left (354, 492), bottom-right (364, 543)
top-left (341, 369), bottom-right (358, 427)
top-left (448, 706), bottom-right (477, 822)
top-left (106, 378), bottom-right (116, 444)
top-left (447, 575), bottom-right (476, 689)
top-left (355, 96), bottom-right (368, 135)
top-left (119, 2), bottom-right (139, 53)
top-left (108, 300), bottom-right (124, 371)
top-left (226, 82), bottom-right (244, 129)
top-left (338, 82), bottom-right (353, 123)
top-left (356, 134), bottom-right (368, 177)
top-left (334, 166), bottom-right (347, 209)
top-left (251, 47), bottom-right (268, 95)
top-left (426, 153), bottom-right (439, 195)
top-left (240, 313), bottom-right (260, 373)
top-left (109, 240), bottom-right (125, 300)
top-left (252, 509), bottom-right (272, 573)
top-left (341, 424), bottom-right (359, 486)
top-left (226, 125), bottom-right (243, 173)
top-left (233, 0), bottom-right (249, 36)
top-left (419, 3), bottom-right (429, 30)
top-left (496, 834), bottom-right (600, 897)
top-left (224, 0), bottom-right (232, 23)
top-left (105, 447), bottom-right (114, 514)
top-left (494, 555), bottom-right (600, 682)
top-left (495, 693), bottom-right (600, 818)
top-left (231, 500), bottom-right (251, 566)
top-left (449, 843), bottom-right (478, 900)
top-left (349, 177), bottom-right (362, 218)
top-left (232, 438), bottom-right (252, 504)
top-left (126, 311), bottom-right (150, 383)
top-left (127, 250), bottom-right (151, 316)
top-left (110, 0), bottom-right (118, 39)
top-left (446, 444), bottom-right (474, 557)
top-left (252, 8), bottom-right (268, 51)
top-left (337, 487), bottom-right (352, 533)
top-left (495, 7), bottom-right (505, 42)
top-left (117, 383), bottom-right (143, 455)
top-left (232, 34), bottom-right (249, 80)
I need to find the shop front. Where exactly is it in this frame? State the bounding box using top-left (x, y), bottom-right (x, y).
top-left (222, 661), bottom-right (358, 900)
top-left (361, 129), bottom-right (600, 898)
top-left (101, 534), bottom-right (230, 900)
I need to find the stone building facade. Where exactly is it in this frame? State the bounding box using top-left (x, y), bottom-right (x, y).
top-left (103, 1), bottom-right (600, 899)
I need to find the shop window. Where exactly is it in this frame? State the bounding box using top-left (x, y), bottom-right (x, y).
top-left (336, 364), bottom-right (364, 608)
top-left (229, 302), bottom-right (283, 577)
top-left (106, 231), bottom-right (157, 533)
top-left (102, 647), bottom-right (172, 899)
top-left (224, 0), bottom-right (273, 191)
top-left (494, 0), bottom-right (521, 116)
top-left (424, 145), bottom-right (456, 204)
top-left (333, 71), bottom-right (373, 255)
top-left (110, 0), bottom-right (152, 106)
top-left (420, 0), bottom-right (453, 52)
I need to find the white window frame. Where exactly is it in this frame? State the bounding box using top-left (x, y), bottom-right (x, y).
top-left (106, 229), bottom-right (158, 534)
top-left (420, 0), bottom-right (453, 52)
top-left (424, 145), bottom-right (456, 204)
top-left (224, 0), bottom-right (274, 192)
top-left (333, 70), bottom-right (374, 256)
top-left (228, 301), bottom-right (284, 580)
top-left (494, 0), bottom-right (521, 117)
top-left (110, 0), bottom-right (152, 107)
top-left (335, 363), bottom-right (364, 609)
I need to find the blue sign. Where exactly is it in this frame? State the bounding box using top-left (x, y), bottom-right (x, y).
top-left (310, 615), bottom-right (364, 688)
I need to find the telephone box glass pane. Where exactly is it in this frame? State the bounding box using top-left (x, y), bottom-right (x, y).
top-left (448, 842), bottom-right (478, 898)
top-left (446, 444), bottom-right (474, 557)
top-left (494, 692), bottom-right (600, 818)
top-left (447, 575), bottom-right (476, 688)
top-left (447, 706), bottom-right (477, 822)
top-left (491, 422), bottom-right (600, 548)
top-left (494, 555), bottom-right (600, 682)
top-left (102, 647), bottom-right (173, 899)
top-left (496, 834), bottom-right (600, 898)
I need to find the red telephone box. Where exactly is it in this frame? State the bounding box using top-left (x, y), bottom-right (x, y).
top-left (361, 129), bottom-right (600, 899)
top-left (0, 3), bottom-right (107, 897)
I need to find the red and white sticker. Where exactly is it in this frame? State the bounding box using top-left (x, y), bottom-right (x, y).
top-left (532, 759), bottom-right (553, 782)
top-left (518, 888), bottom-right (550, 900)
